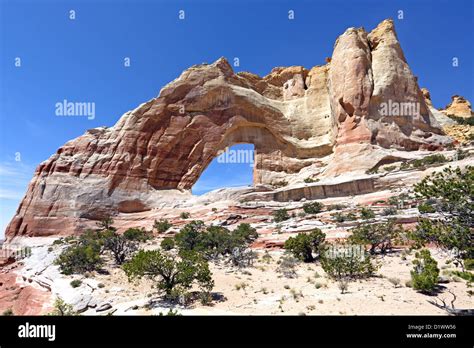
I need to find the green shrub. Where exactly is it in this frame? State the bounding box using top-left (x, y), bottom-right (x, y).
top-left (159, 309), bottom-right (181, 316)
top-left (2, 308), bottom-right (13, 316)
top-left (173, 221), bottom-right (256, 263)
top-left (180, 212), bottom-right (191, 219)
top-left (451, 270), bottom-right (474, 282)
top-left (302, 202), bottom-right (323, 214)
top-left (338, 279), bottom-right (349, 294)
top-left (349, 220), bottom-right (402, 254)
top-left (96, 217), bottom-right (115, 231)
top-left (70, 279), bottom-right (82, 288)
top-left (400, 155), bottom-right (449, 170)
top-left (454, 149), bottom-right (470, 161)
top-left (53, 239), bottom-right (64, 245)
top-left (411, 166), bottom-right (473, 271)
top-left (400, 161), bottom-right (410, 170)
top-left (320, 244), bottom-right (376, 280)
top-left (232, 223), bottom-right (258, 243)
top-left (55, 244), bottom-right (103, 275)
top-left (366, 167), bottom-right (379, 175)
top-left (381, 207), bottom-right (397, 216)
top-left (79, 229), bottom-right (108, 248)
top-left (277, 254), bottom-right (298, 278)
top-left (346, 213), bottom-right (357, 221)
top-left (331, 212), bottom-right (346, 223)
top-left (123, 250), bottom-right (214, 302)
top-left (464, 259), bottom-right (474, 271)
top-left (174, 220), bottom-right (206, 252)
top-left (360, 207), bottom-right (375, 220)
top-left (48, 298), bottom-right (77, 316)
top-left (123, 227), bottom-right (152, 242)
top-left (161, 237), bottom-right (175, 251)
top-left (418, 202), bottom-right (436, 214)
top-left (154, 219), bottom-right (172, 234)
top-left (304, 177), bottom-right (319, 183)
top-left (412, 154), bottom-right (448, 168)
top-left (103, 231), bottom-right (138, 265)
top-left (327, 204), bottom-right (346, 211)
top-left (410, 249), bottom-right (439, 293)
top-left (202, 224), bottom-right (257, 261)
top-left (273, 209), bottom-right (290, 223)
top-left (448, 115), bottom-right (474, 126)
top-left (272, 180), bottom-right (288, 188)
top-left (331, 212), bottom-right (356, 222)
top-left (284, 229), bottom-right (326, 262)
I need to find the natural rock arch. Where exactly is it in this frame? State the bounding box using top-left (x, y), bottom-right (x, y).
top-left (6, 19), bottom-right (452, 239)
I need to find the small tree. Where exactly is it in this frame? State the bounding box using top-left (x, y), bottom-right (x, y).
top-left (410, 249), bottom-right (439, 293)
top-left (173, 221), bottom-right (258, 264)
top-left (198, 225), bottom-right (232, 258)
top-left (78, 229), bottom-right (108, 253)
top-left (103, 232), bottom-right (138, 265)
top-left (123, 227), bottom-right (152, 242)
top-left (55, 243), bottom-right (103, 275)
top-left (48, 298), bottom-right (77, 316)
top-left (349, 220), bottom-right (402, 254)
top-left (96, 217), bottom-right (115, 231)
top-left (360, 207), bottom-right (375, 220)
top-left (154, 219), bottom-right (172, 234)
top-left (273, 209), bottom-right (290, 223)
top-left (320, 244), bottom-right (376, 280)
top-left (161, 237), bottom-right (175, 251)
top-left (232, 223), bottom-right (258, 243)
top-left (412, 166), bottom-right (473, 271)
top-left (180, 212), bottom-right (191, 219)
top-left (174, 220), bottom-right (206, 252)
top-left (382, 207), bottom-right (397, 216)
top-left (284, 229), bottom-right (326, 262)
top-left (418, 202), bottom-right (436, 214)
top-left (123, 250), bottom-right (214, 303)
top-left (302, 202), bottom-right (323, 214)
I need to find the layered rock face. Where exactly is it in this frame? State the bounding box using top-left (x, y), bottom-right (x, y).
top-left (6, 19), bottom-right (452, 239)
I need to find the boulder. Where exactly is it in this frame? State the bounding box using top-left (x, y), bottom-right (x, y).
top-left (70, 294), bottom-right (92, 313)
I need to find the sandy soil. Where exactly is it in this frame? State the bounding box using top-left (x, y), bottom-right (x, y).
top-left (79, 245), bottom-right (472, 316)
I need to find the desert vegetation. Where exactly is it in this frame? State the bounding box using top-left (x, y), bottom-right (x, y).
top-left (41, 165), bottom-right (473, 315)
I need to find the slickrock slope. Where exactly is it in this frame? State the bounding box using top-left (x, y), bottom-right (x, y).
top-left (6, 19), bottom-right (453, 239)
top-left (421, 88), bottom-right (456, 127)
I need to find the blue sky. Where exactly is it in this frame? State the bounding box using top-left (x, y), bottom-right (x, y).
top-left (0, 0), bottom-right (473, 237)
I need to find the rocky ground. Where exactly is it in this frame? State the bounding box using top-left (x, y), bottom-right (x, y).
top-left (1, 239), bottom-right (472, 316)
top-left (1, 145), bottom-right (472, 316)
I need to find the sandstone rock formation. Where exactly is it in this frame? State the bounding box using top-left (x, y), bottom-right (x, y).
top-left (5, 19), bottom-right (453, 239)
top-left (441, 95), bottom-right (474, 118)
top-left (421, 88), bottom-right (456, 127)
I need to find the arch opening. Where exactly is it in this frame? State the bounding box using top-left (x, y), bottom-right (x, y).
top-left (191, 143), bottom-right (255, 195)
